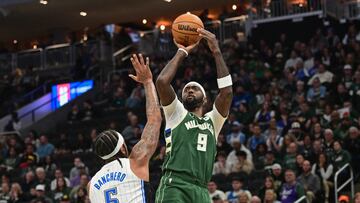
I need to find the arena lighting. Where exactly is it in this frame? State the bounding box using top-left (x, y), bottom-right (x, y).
top-left (13, 40), bottom-right (17, 44)
top-left (160, 25), bottom-right (166, 31)
top-left (33, 44), bottom-right (37, 49)
top-left (39, 0), bottom-right (48, 5)
top-left (164, 0), bottom-right (171, 2)
top-left (232, 4), bottom-right (237, 10)
top-left (142, 19), bottom-right (147, 24)
top-left (80, 11), bottom-right (87, 16)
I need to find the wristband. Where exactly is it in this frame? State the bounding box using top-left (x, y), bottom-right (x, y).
top-left (178, 48), bottom-right (188, 57)
top-left (217, 75), bottom-right (233, 89)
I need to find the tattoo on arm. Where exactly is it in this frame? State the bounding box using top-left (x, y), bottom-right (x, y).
top-left (130, 82), bottom-right (161, 164)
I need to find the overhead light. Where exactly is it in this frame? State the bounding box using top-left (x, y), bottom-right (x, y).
top-left (142, 19), bottom-right (147, 24)
top-left (13, 40), bottom-right (17, 44)
top-left (232, 4), bottom-right (237, 10)
top-left (80, 11), bottom-right (87, 17)
top-left (160, 25), bottom-right (166, 31)
top-left (39, 0), bottom-right (48, 5)
top-left (33, 45), bottom-right (38, 49)
top-left (164, 0), bottom-right (171, 2)
top-left (140, 32), bottom-right (145, 37)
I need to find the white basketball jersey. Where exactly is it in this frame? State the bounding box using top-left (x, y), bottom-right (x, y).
top-left (89, 158), bottom-right (146, 203)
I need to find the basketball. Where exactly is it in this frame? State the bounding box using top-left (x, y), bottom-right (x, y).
top-left (172, 13), bottom-right (204, 47)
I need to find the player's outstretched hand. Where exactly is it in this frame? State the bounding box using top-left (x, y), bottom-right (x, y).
top-left (197, 28), bottom-right (220, 54)
top-left (129, 54), bottom-right (153, 84)
top-left (173, 39), bottom-right (199, 53)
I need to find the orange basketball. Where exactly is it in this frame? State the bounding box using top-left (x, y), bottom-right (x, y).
top-left (172, 13), bottom-right (204, 47)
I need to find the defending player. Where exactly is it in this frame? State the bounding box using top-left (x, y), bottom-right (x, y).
top-left (89, 54), bottom-right (161, 203)
top-left (155, 28), bottom-right (233, 202)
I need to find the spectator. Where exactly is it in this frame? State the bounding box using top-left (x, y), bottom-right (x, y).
top-left (71, 187), bottom-right (87, 203)
top-left (258, 176), bottom-right (279, 201)
top-left (354, 192), bottom-right (360, 203)
top-left (344, 126), bottom-right (360, 175)
top-left (67, 104), bottom-right (82, 123)
top-left (279, 169), bottom-right (305, 203)
top-left (122, 114), bottom-right (143, 142)
top-left (72, 133), bottom-right (91, 153)
top-left (43, 156), bottom-right (57, 177)
top-left (307, 77), bottom-right (326, 103)
top-left (3, 147), bottom-right (19, 171)
top-left (226, 140), bottom-right (253, 168)
top-left (264, 189), bottom-right (281, 203)
top-left (36, 135), bottom-right (55, 159)
top-left (282, 142), bottom-right (297, 171)
top-left (295, 154), bottom-right (305, 175)
top-left (311, 153), bottom-right (333, 202)
top-left (9, 182), bottom-right (25, 203)
top-left (284, 51), bottom-right (302, 71)
top-left (51, 177), bottom-right (71, 202)
top-left (213, 151), bottom-right (228, 175)
top-left (125, 85), bottom-right (144, 108)
top-left (32, 184), bottom-right (53, 203)
top-left (34, 167), bottom-right (51, 191)
top-left (297, 160), bottom-right (321, 203)
top-left (333, 140), bottom-right (351, 172)
top-left (266, 127), bottom-right (283, 154)
top-left (264, 151), bottom-right (277, 173)
top-left (4, 112), bottom-right (21, 132)
top-left (227, 121), bottom-right (246, 145)
top-left (70, 166), bottom-right (88, 188)
top-left (0, 182), bottom-right (10, 202)
top-left (20, 171), bottom-right (35, 194)
top-left (69, 174), bottom-right (88, 201)
top-left (238, 191), bottom-right (251, 203)
top-left (228, 150), bottom-right (254, 174)
top-left (81, 100), bottom-right (95, 121)
top-left (19, 144), bottom-right (39, 170)
top-left (208, 180), bottom-right (227, 202)
top-left (109, 87), bottom-right (127, 109)
top-left (216, 133), bottom-right (232, 155)
top-left (271, 164), bottom-right (284, 190)
top-left (226, 177), bottom-right (251, 203)
top-left (247, 124), bottom-right (266, 153)
top-left (51, 169), bottom-right (70, 191)
top-left (250, 196), bottom-right (261, 203)
top-left (69, 157), bottom-right (89, 181)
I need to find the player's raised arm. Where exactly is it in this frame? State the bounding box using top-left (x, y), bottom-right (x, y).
top-left (128, 54), bottom-right (162, 181)
top-left (198, 28), bottom-right (233, 117)
top-left (156, 41), bottom-right (198, 106)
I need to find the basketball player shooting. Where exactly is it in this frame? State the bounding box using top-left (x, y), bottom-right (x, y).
top-left (155, 28), bottom-right (233, 203)
top-left (89, 54), bottom-right (161, 203)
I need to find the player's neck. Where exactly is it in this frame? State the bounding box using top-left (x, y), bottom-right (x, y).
top-left (189, 108), bottom-right (203, 118)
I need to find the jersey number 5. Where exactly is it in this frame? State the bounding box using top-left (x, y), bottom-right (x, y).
top-left (197, 133), bottom-right (208, 152)
top-left (104, 187), bottom-right (119, 203)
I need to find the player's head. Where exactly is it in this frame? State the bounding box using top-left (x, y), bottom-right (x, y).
top-left (182, 81), bottom-right (206, 111)
top-left (94, 130), bottom-right (128, 162)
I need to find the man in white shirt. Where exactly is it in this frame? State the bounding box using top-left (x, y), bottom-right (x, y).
top-left (308, 63), bottom-right (334, 85)
top-left (208, 180), bottom-right (227, 202)
top-left (226, 139), bottom-right (252, 170)
top-left (284, 50), bottom-right (303, 71)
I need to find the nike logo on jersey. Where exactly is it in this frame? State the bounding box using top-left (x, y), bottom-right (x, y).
top-left (94, 171), bottom-right (127, 190)
top-left (184, 120), bottom-right (214, 134)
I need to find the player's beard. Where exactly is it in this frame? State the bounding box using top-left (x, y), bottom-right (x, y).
top-left (183, 96), bottom-right (203, 111)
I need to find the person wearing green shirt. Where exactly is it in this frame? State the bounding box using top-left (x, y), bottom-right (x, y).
top-left (333, 140), bottom-right (351, 172)
top-left (155, 28), bottom-right (233, 203)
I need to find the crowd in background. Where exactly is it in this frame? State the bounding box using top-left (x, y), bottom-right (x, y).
top-left (0, 9), bottom-right (360, 203)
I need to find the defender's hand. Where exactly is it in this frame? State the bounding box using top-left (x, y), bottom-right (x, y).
top-left (197, 28), bottom-right (220, 54)
top-left (129, 54), bottom-right (153, 84)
